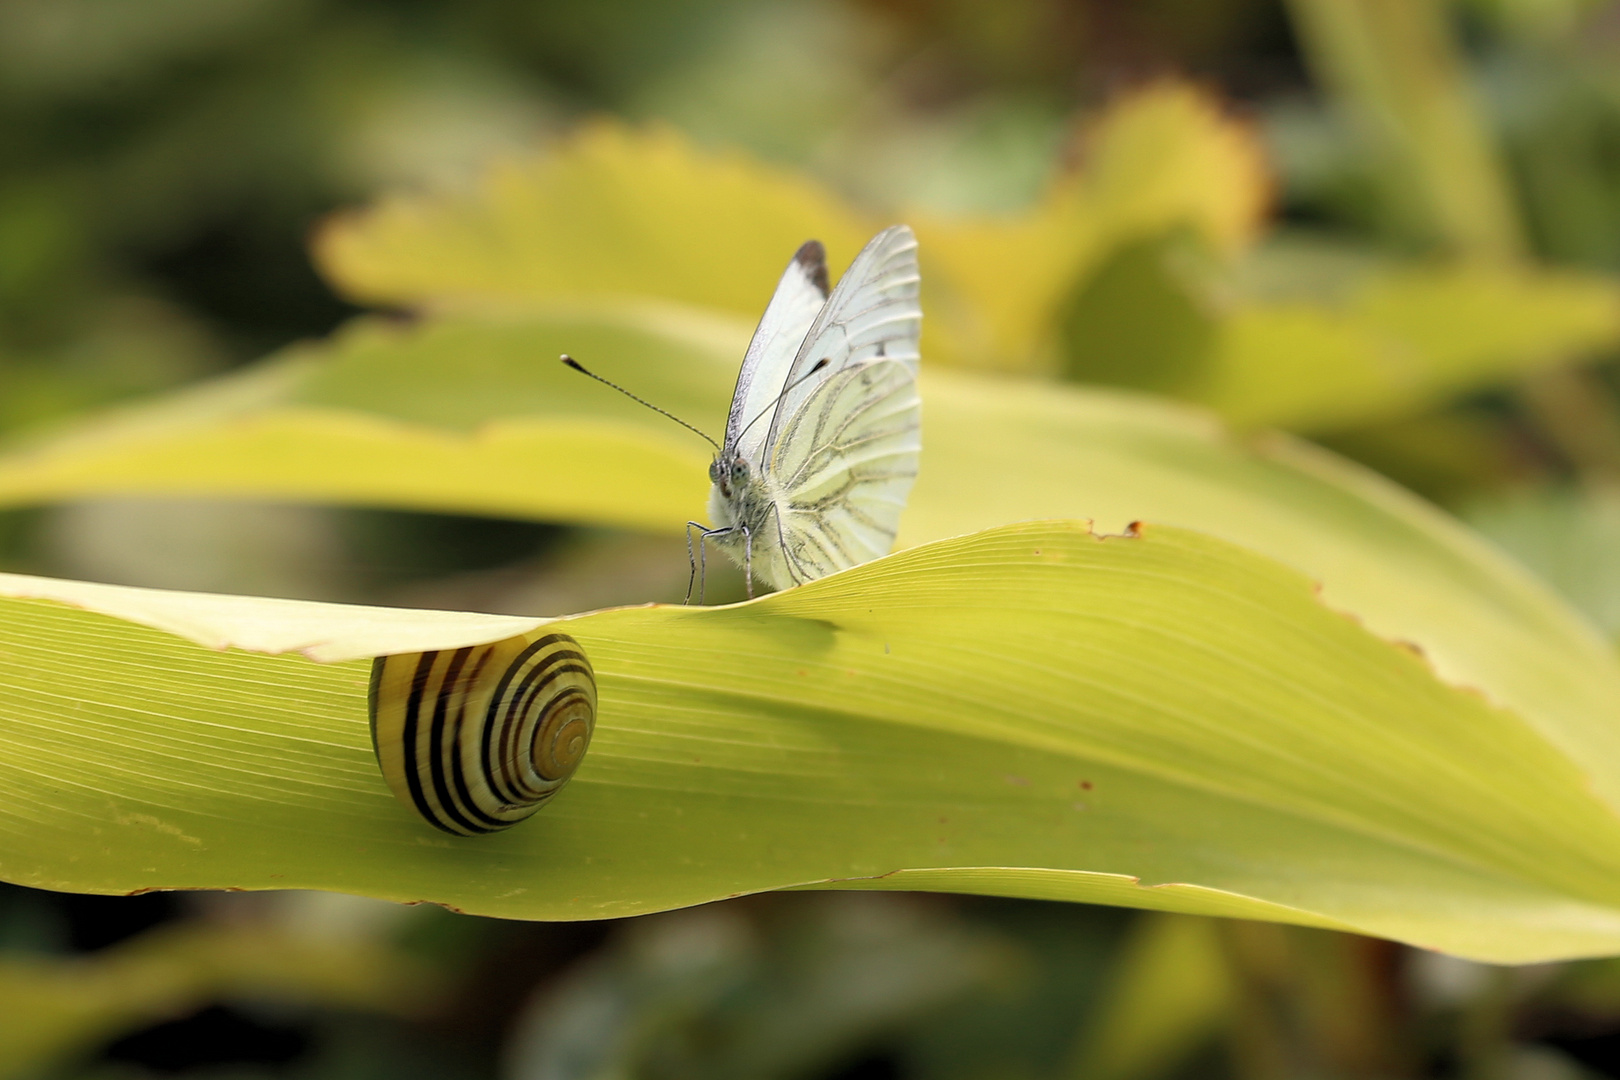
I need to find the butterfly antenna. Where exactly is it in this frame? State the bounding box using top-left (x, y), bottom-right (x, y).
top-left (562, 355), bottom-right (720, 453)
top-left (734, 357), bottom-right (831, 444)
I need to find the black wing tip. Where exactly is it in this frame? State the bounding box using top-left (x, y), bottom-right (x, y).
top-left (794, 240), bottom-right (830, 296)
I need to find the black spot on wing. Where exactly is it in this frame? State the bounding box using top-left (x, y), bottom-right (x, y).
top-left (794, 240), bottom-right (830, 297)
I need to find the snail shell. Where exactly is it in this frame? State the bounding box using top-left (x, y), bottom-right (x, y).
top-left (368, 631), bottom-right (595, 835)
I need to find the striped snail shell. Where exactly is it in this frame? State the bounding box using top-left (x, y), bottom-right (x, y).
top-left (368, 631), bottom-right (596, 836)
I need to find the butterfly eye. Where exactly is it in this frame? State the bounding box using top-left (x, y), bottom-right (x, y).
top-left (708, 460), bottom-right (720, 483)
top-left (733, 459), bottom-right (750, 482)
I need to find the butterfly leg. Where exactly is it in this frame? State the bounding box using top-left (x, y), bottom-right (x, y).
top-left (741, 525), bottom-right (754, 600)
top-left (684, 521), bottom-right (707, 604)
top-left (699, 530), bottom-right (710, 605)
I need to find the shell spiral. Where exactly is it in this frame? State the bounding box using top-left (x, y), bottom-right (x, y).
top-left (368, 631), bottom-right (596, 835)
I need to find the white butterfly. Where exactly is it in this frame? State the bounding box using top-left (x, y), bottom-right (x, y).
top-left (693, 225), bottom-right (922, 599)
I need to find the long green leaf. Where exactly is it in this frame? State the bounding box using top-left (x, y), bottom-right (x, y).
top-left (2, 521), bottom-right (1620, 963)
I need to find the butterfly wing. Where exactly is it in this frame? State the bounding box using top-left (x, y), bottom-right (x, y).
top-left (725, 240), bottom-right (830, 465)
top-left (761, 225), bottom-right (920, 470)
top-left (759, 356), bottom-right (921, 588)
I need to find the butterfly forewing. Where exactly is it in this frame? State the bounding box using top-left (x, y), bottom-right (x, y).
top-left (766, 357), bottom-right (921, 585)
top-left (725, 240), bottom-right (830, 465)
top-left (761, 225), bottom-right (921, 471)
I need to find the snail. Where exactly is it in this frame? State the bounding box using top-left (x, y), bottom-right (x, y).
top-left (368, 631), bottom-right (596, 835)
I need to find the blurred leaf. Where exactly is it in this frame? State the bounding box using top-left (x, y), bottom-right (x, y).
top-left (0, 0), bottom-right (295, 103)
top-left (1198, 249), bottom-right (1620, 430)
top-left (1059, 234), bottom-right (1620, 430)
top-left (1314, 408), bottom-right (1530, 506)
top-left (0, 312), bottom-right (720, 537)
top-left (314, 90), bottom-right (1268, 378)
top-left (1284, 0), bottom-right (1526, 257)
top-left (1058, 229), bottom-right (1222, 395)
top-left (1075, 82), bottom-right (1270, 255)
top-left (1464, 483), bottom-right (1620, 641)
top-left (0, 294), bottom-right (222, 436)
top-left (1504, 1046), bottom-right (1608, 1079)
top-left (505, 895), bottom-right (1010, 1080)
top-left (1543, 956), bottom-right (1620, 1013)
top-left (622, 1), bottom-right (882, 169)
top-left (915, 82), bottom-right (1270, 373)
top-left (1459, 0), bottom-right (1605, 40)
top-left (890, 902), bottom-right (1125, 1080)
top-left (1065, 914), bottom-right (1232, 1080)
top-left (0, 918), bottom-right (426, 1078)
top-left (4, 522), bottom-right (1620, 963)
top-left (1050, 201), bottom-right (1620, 435)
top-left (1216, 921), bottom-right (1410, 1077)
top-left (313, 121), bottom-right (875, 319)
top-left (1490, 45), bottom-right (1620, 269)
top-left (315, 108), bottom-right (1620, 439)
top-left (41, 498), bottom-right (351, 600)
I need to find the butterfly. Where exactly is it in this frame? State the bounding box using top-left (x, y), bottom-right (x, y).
top-left (692, 225), bottom-right (922, 600)
top-left (564, 225), bottom-right (921, 601)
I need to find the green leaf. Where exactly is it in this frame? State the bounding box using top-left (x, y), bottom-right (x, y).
top-left (0, 568), bottom-right (546, 662)
top-left (3, 521), bottom-right (1620, 964)
top-left (914, 83), bottom-right (1269, 373)
top-left (313, 96), bottom-right (1269, 379)
top-left (1059, 235), bottom-right (1620, 431)
top-left (0, 311), bottom-right (724, 534)
top-left (313, 122), bottom-right (876, 318)
top-left (1464, 483), bottom-right (1620, 641)
top-left (1065, 914), bottom-right (1231, 1080)
top-left (504, 896), bottom-right (1012, 1080)
top-left (1202, 250), bottom-right (1620, 430)
top-left (0, 919), bottom-right (425, 1079)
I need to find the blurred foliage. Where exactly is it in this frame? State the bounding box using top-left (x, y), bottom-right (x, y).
top-left (8, 0), bottom-right (1620, 1079)
top-left (311, 104), bottom-right (1620, 430)
top-left (0, 903), bottom-right (430, 1080)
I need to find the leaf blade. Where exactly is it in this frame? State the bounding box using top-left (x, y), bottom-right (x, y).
top-left (4, 522), bottom-right (1620, 963)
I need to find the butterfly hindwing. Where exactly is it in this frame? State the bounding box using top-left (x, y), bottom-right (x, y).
top-left (764, 356), bottom-right (921, 586)
top-left (761, 225), bottom-right (920, 472)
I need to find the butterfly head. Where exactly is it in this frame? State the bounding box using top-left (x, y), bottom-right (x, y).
top-left (708, 455), bottom-right (751, 499)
